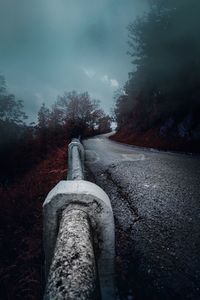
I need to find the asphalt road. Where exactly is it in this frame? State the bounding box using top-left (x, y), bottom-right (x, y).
top-left (83, 133), bottom-right (200, 300)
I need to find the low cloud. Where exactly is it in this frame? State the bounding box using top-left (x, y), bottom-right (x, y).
top-left (110, 79), bottom-right (119, 88)
top-left (82, 67), bottom-right (96, 79)
top-left (101, 75), bottom-right (109, 83)
top-left (101, 74), bottom-right (119, 88)
top-left (83, 69), bottom-right (119, 89)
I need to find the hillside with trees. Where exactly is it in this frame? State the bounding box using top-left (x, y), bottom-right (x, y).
top-left (0, 78), bottom-right (111, 184)
top-left (0, 76), bottom-right (111, 300)
top-left (112, 0), bottom-right (200, 153)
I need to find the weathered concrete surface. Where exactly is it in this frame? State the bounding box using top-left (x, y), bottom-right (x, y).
top-left (71, 146), bottom-right (84, 180)
top-left (44, 209), bottom-right (98, 300)
top-left (67, 139), bottom-right (85, 180)
top-left (43, 180), bottom-right (115, 299)
top-left (84, 133), bottom-right (200, 300)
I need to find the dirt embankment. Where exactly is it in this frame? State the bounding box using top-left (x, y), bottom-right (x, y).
top-left (110, 129), bottom-right (200, 154)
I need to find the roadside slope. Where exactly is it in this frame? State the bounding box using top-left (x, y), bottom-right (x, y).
top-left (111, 128), bottom-right (200, 153)
top-left (0, 144), bottom-right (68, 300)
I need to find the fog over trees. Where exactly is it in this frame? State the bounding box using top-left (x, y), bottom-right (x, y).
top-left (0, 76), bottom-right (111, 183)
top-left (114, 0), bottom-right (200, 151)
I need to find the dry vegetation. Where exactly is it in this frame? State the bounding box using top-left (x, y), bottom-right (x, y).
top-left (0, 144), bottom-right (68, 300)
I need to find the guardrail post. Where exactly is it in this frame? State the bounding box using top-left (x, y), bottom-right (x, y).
top-left (44, 208), bottom-right (98, 300)
top-left (43, 139), bottom-right (115, 299)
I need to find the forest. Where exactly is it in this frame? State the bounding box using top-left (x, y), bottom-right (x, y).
top-left (0, 76), bottom-right (111, 299)
top-left (113, 0), bottom-right (200, 152)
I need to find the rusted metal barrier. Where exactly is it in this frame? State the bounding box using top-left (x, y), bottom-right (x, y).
top-left (43, 139), bottom-right (115, 299)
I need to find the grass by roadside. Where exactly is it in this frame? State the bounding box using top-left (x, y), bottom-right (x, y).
top-left (0, 143), bottom-right (68, 300)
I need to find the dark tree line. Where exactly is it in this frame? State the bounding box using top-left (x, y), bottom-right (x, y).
top-left (0, 76), bottom-right (111, 183)
top-left (114, 0), bottom-right (200, 148)
top-left (37, 91), bottom-right (111, 146)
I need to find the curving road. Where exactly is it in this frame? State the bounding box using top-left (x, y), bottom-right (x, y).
top-left (83, 133), bottom-right (200, 300)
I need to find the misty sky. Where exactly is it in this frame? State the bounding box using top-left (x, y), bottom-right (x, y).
top-left (0, 0), bottom-right (148, 122)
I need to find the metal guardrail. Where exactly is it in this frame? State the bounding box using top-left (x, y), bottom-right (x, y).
top-left (43, 139), bottom-right (115, 299)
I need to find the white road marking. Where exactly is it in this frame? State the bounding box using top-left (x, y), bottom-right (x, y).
top-left (121, 153), bottom-right (146, 161)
